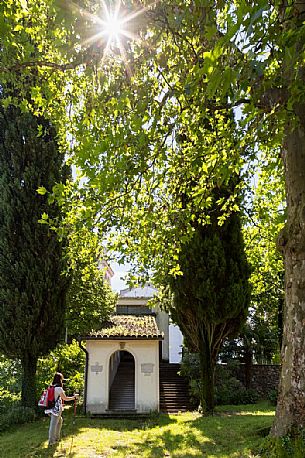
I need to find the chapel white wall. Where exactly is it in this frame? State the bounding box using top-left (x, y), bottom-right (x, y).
top-left (86, 339), bottom-right (159, 414)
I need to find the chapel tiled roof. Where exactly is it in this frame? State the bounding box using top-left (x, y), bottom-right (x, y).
top-left (85, 315), bottom-right (163, 340)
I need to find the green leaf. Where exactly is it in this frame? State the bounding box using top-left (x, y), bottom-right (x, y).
top-left (37, 186), bottom-right (47, 195)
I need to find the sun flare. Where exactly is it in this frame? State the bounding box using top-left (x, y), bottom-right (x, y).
top-left (99, 1), bottom-right (127, 42)
top-left (103, 15), bottom-right (124, 40)
top-left (81, 0), bottom-right (147, 52)
top-left (68, 0), bottom-right (155, 73)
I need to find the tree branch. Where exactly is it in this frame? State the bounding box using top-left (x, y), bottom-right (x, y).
top-left (0, 60), bottom-right (80, 73)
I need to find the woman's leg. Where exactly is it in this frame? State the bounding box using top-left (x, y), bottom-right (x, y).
top-left (55, 415), bottom-right (63, 442)
top-left (48, 414), bottom-right (61, 445)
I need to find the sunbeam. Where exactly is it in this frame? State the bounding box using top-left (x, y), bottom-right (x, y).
top-left (62, 0), bottom-right (159, 73)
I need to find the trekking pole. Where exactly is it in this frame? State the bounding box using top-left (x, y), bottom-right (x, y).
top-left (73, 390), bottom-right (79, 425)
top-left (73, 394), bottom-right (77, 425)
top-left (69, 393), bottom-right (78, 457)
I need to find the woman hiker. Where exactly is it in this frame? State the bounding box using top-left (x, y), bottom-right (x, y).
top-left (45, 372), bottom-right (78, 446)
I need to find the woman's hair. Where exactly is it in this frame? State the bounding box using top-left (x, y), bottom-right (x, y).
top-left (52, 372), bottom-right (64, 387)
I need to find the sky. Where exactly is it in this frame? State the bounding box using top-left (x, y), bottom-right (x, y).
top-left (110, 261), bottom-right (129, 292)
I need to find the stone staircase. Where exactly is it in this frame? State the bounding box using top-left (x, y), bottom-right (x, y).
top-left (159, 363), bottom-right (192, 413)
top-left (108, 360), bottom-right (135, 411)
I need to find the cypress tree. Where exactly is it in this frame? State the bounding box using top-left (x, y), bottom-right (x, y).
top-left (169, 186), bottom-right (251, 413)
top-left (0, 105), bottom-right (69, 407)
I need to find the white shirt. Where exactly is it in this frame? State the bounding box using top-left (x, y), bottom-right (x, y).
top-left (45, 386), bottom-right (64, 416)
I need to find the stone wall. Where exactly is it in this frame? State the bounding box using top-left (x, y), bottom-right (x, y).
top-left (233, 364), bottom-right (280, 397)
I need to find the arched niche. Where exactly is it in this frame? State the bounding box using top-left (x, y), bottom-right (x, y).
top-left (108, 350), bottom-right (135, 410)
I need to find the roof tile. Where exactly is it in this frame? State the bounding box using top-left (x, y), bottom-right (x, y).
top-left (86, 315), bottom-right (163, 340)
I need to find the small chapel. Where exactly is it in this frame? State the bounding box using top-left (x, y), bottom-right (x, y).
top-left (81, 285), bottom-right (191, 416)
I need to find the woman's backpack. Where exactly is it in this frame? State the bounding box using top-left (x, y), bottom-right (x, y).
top-left (38, 385), bottom-right (56, 408)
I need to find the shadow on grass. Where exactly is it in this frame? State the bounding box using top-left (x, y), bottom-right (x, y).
top-left (1, 407), bottom-right (275, 458)
top-left (101, 414), bottom-right (274, 458)
top-left (0, 412), bottom-right (177, 457)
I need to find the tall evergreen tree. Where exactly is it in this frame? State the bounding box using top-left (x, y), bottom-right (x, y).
top-left (167, 187), bottom-right (250, 413)
top-left (0, 105), bottom-right (69, 407)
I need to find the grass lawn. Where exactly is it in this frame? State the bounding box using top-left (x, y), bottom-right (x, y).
top-left (0, 402), bottom-right (274, 458)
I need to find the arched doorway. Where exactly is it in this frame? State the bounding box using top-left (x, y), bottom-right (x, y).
top-left (108, 350), bottom-right (135, 411)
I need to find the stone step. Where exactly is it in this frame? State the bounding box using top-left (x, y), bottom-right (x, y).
top-left (160, 390), bottom-right (189, 394)
top-left (159, 363), bottom-right (191, 413)
top-left (93, 411), bottom-right (150, 419)
top-left (109, 360), bottom-right (135, 411)
top-left (160, 385), bottom-right (189, 389)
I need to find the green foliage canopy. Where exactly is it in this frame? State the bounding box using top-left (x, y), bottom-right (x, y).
top-left (243, 152), bottom-right (285, 363)
top-left (65, 227), bottom-right (117, 336)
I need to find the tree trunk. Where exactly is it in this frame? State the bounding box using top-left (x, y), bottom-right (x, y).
top-left (277, 294), bottom-right (284, 351)
top-left (198, 327), bottom-right (215, 414)
top-left (272, 102), bottom-right (305, 436)
top-left (21, 352), bottom-right (38, 408)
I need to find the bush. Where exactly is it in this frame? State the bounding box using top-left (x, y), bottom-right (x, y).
top-left (0, 341), bottom-right (86, 415)
top-left (215, 380), bottom-right (259, 405)
top-left (0, 389), bottom-right (20, 414)
top-left (260, 435), bottom-right (305, 458)
top-left (0, 406), bottom-right (36, 432)
top-left (0, 355), bottom-right (22, 393)
top-left (181, 351), bottom-right (259, 406)
top-left (180, 352), bottom-right (201, 407)
top-left (215, 364), bottom-right (259, 405)
top-left (36, 339), bottom-right (86, 397)
top-left (180, 351), bottom-right (201, 381)
top-left (0, 389), bottom-right (35, 433)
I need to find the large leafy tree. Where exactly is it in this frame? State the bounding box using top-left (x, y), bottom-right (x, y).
top-left (242, 155), bottom-right (286, 365)
top-left (1, 0), bottom-right (305, 444)
top-left (66, 269), bottom-right (116, 337)
top-left (0, 105), bottom-right (69, 407)
top-left (66, 227), bottom-right (116, 336)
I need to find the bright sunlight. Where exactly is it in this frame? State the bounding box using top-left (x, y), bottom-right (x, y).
top-left (100, 1), bottom-right (127, 42)
top-left (76, 0), bottom-right (151, 67)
